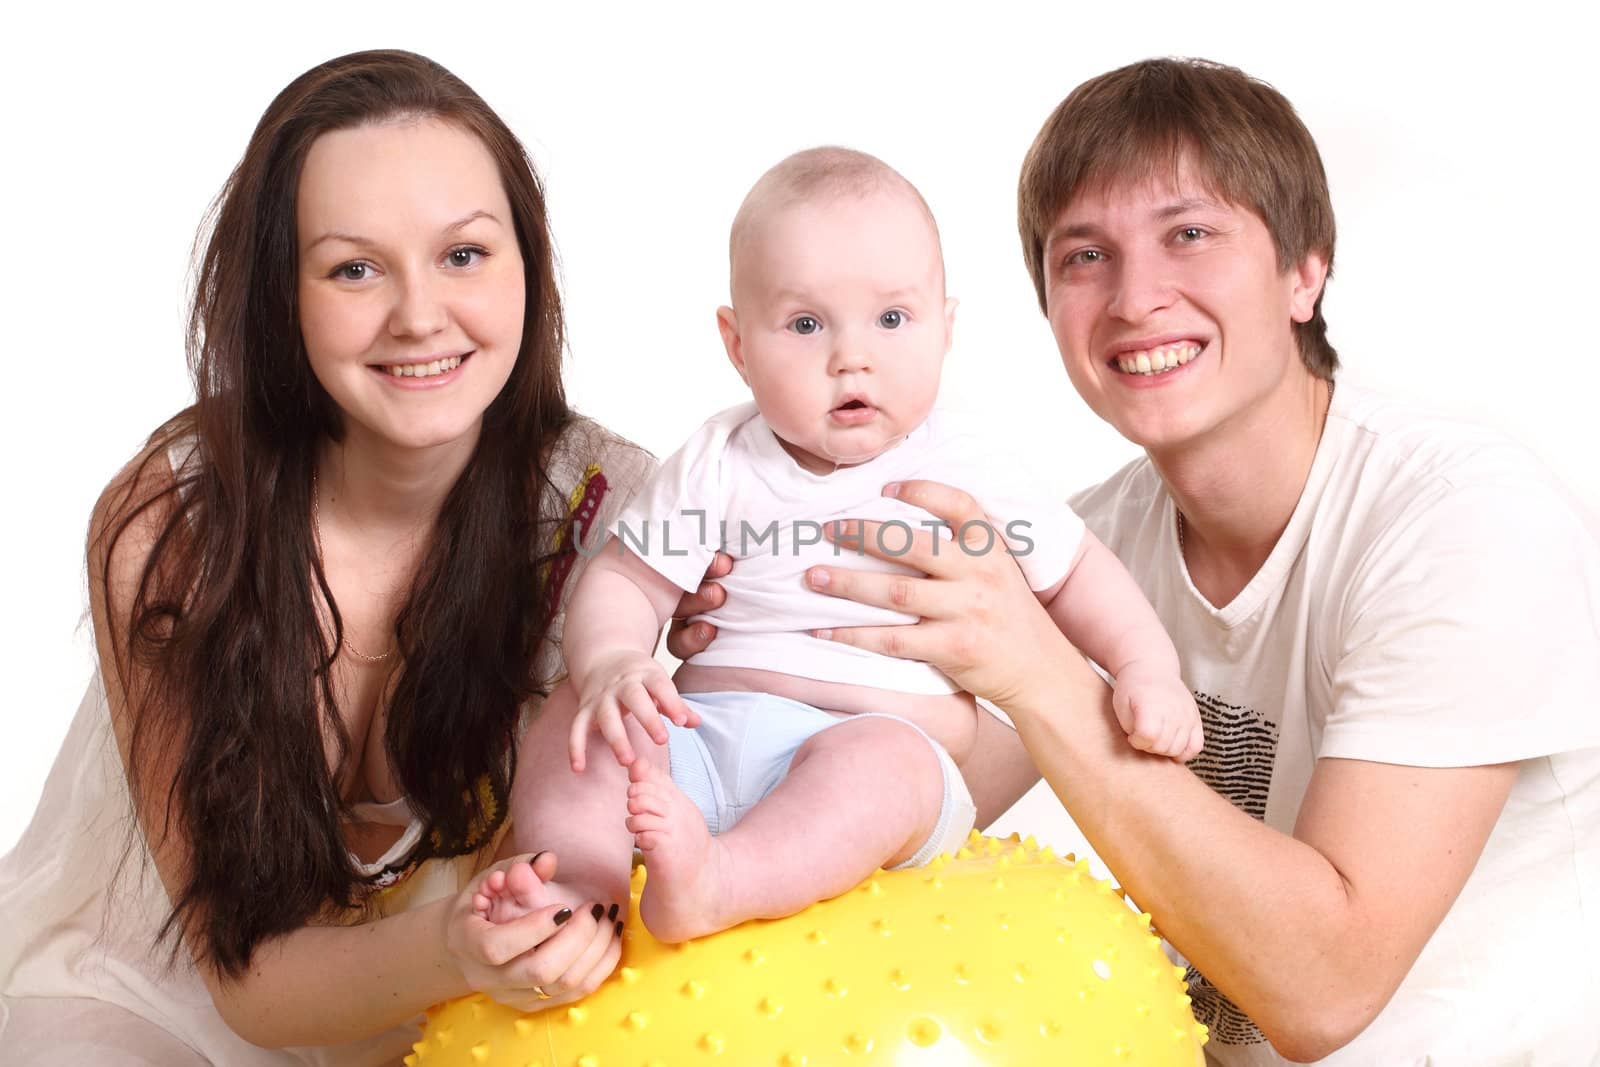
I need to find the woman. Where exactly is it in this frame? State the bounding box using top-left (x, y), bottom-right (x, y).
top-left (0, 50), bottom-right (655, 1064)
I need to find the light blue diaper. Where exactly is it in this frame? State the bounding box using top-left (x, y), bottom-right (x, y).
top-left (663, 690), bottom-right (976, 869)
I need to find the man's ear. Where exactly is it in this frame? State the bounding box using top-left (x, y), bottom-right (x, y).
top-left (1288, 253), bottom-right (1329, 324)
top-left (716, 306), bottom-right (749, 384)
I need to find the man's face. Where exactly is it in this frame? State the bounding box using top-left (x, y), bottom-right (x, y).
top-left (1040, 157), bottom-right (1324, 455)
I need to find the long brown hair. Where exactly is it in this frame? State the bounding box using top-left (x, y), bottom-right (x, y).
top-left (99, 50), bottom-right (571, 977)
top-left (1017, 58), bottom-right (1339, 378)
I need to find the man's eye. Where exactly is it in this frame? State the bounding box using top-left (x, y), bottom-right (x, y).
top-left (1178, 227), bottom-right (1206, 242)
top-left (792, 316), bottom-right (820, 335)
top-left (878, 310), bottom-right (904, 329)
top-left (1067, 249), bottom-right (1104, 267)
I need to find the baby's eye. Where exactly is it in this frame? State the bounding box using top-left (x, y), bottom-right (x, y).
top-left (791, 316), bottom-right (820, 335)
top-left (446, 245), bottom-right (487, 268)
top-left (878, 310), bottom-right (904, 329)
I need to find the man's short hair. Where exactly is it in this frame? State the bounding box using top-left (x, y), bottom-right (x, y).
top-left (1017, 58), bottom-right (1338, 377)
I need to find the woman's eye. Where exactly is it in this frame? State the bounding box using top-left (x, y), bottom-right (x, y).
top-left (878, 310), bottom-right (904, 329)
top-left (792, 316), bottom-right (820, 335)
top-left (335, 262), bottom-right (369, 281)
top-left (447, 246), bottom-right (486, 268)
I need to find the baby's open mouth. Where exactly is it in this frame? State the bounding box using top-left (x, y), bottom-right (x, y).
top-left (829, 398), bottom-right (877, 423)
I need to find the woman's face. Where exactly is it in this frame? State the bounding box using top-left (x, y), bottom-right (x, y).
top-left (296, 118), bottom-right (526, 456)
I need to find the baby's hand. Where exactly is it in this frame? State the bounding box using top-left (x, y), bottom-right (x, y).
top-left (570, 650), bottom-right (698, 771)
top-left (1111, 661), bottom-right (1204, 762)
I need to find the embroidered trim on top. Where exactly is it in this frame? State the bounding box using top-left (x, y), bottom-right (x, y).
top-left (540, 465), bottom-right (610, 627)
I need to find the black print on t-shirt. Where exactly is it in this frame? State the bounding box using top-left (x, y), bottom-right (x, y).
top-left (1182, 691), bottom-right (1281, 1046)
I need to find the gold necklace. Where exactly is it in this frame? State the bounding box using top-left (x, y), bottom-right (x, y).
top-left (310, 469), bottom-right (395, 664)
top-left (1176, 378), bottom-right (1336, 554)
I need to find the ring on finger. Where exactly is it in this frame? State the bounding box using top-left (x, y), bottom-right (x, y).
top-left (533, 984), bottom-right (553, 1000)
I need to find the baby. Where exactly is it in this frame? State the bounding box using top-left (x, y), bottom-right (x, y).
top-left (479, 147), bottom-right (1202, 942)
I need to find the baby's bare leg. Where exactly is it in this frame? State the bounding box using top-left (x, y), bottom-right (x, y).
top-left (628, 716), bottom-right (944, 942)
top-left (486, 682), bottom-right (651, 923)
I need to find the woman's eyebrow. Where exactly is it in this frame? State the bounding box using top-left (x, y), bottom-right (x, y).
top-left (443, 209), bottom-right (504, 234)
top-left (304, 210), bottom-right (505, 253)
top-left (304, 228), bottom-right (370, 253)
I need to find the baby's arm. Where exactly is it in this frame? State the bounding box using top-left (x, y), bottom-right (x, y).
top-left (562, 540), bottom-right (699, 771)
top-left (1039, 531), bottom-right (1203, 761)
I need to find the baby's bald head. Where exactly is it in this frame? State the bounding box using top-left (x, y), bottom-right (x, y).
top-left (728, 146), bottom-right (943, 302)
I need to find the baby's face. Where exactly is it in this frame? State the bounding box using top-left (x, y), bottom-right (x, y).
top-left (720, 187), bottom-right (954, 474)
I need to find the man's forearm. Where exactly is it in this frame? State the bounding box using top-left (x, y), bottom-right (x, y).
top-left (1005, 655), bottom-right (1378, 1059)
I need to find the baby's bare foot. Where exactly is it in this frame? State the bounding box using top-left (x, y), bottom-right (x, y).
top-left (627, 756), bottom-right (732, 942)
top-left (471, 859), bottom-right (550, 924)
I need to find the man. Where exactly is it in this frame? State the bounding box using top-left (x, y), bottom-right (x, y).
top-left (677, 58), bottom-right (1600, 1064)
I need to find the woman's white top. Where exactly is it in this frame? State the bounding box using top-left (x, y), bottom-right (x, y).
top-left (0, 417), bottom-right (655, 1065)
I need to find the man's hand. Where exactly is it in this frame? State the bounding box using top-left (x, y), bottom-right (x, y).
top-left (663, 551), bottom-right (733, 660)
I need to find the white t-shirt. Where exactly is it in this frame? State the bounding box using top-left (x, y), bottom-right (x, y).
top-left (613, 403), bottom-right (1084, 694)
top-left (1072, 384), bottom-right (1600, 1066)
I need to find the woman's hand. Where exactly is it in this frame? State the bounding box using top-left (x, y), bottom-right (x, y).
top-left (663, 551), bottom-right (733, 660)
top-left (806, 480), bottom-right (1077, 710)
top-left (445, 851), bottom-right (623, 1012)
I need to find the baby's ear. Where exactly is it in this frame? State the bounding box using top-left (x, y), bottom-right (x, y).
top-left (944, 297), bottom-right (959, 344)
top-left (717, 306), bottom-right (749, 384)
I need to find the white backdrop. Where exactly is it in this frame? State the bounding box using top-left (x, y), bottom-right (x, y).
top-left (3, 1), bottom-right (1594, 861)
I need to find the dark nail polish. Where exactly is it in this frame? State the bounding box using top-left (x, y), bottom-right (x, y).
top-left (614, 920), bottom-right (625, 937)
top-left (607, 903), bottom-right (619, 922)
top-left (552, 907), bottom-right (572, 926)
top-left (590, 903), bottom-right (605, 921)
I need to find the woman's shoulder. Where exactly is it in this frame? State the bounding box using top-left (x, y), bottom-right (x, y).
top-left (88, 413), bottom-right (198, 583)
top-left (547, 413), bottom-right (659, 501)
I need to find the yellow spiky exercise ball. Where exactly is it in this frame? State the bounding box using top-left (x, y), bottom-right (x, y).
top-left (407, 832), bottom-right (1208, 1066)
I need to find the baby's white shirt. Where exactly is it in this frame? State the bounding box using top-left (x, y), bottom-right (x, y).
top-left (609, 403), bottom-right (1084, 693)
